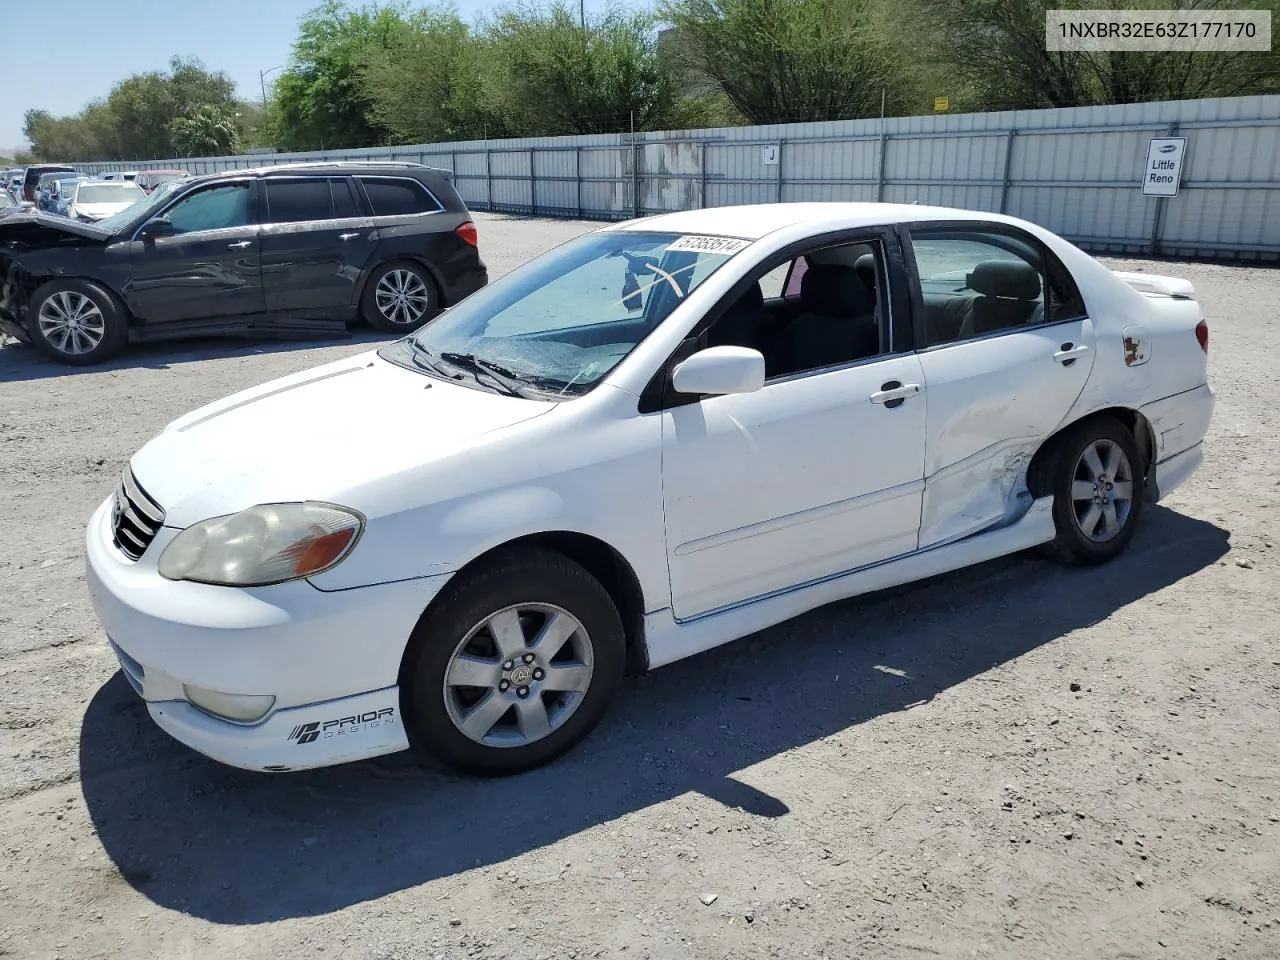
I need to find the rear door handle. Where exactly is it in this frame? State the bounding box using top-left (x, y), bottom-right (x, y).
top-left (1054, 342), bottom-right (1090, 365)
top-left (870, 380), bottom-right (921, 409)
top-left (338, 232), bottom-right (361, 241)
top-left (226, 240), bottom-right (253, 250)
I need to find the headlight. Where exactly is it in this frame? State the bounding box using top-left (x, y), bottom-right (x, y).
top-left (158, 502), bottom-right (364, 586)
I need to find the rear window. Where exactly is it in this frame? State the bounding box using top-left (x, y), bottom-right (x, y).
top-left (359, 177), bottom-right (440, 217)
top-left (265, 178), bottom-right (334, 223)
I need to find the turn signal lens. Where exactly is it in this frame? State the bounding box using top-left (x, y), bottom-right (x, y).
top-left (158, 502), bottom-right (364, 586)
top-left (183, 685), bottom-right (275, 724)
top-left (455, 221), bottom-right (478, 247)
top-left (1195, 318), bottom-right (1209, 354)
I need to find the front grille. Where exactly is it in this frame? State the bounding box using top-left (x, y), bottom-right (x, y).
top-left (111, 465), bottom-right (165, 561)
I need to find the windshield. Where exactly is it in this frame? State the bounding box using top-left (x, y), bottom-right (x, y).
top-left (76, 182), bottom-right (146, 205)
top-left (385, 230), bottom-right (747, 398)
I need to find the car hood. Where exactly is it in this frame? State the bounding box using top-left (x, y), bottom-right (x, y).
top-left (0, 210), bottom-right (111, 242)
top-left (75, 201), bottom-right (136, 219)
top-left (130, 350), bottom-right (557, 528)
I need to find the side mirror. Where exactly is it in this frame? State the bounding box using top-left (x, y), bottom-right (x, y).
top-left (138, 215), bottom-right (174, 242)
top-left (671, 346), bottom-right (765, 397)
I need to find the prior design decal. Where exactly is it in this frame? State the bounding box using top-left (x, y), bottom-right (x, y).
top-left (288, 707), bottom-right (396, 745)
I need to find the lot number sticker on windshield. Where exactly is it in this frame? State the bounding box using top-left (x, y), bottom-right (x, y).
top-left (667, 235), bottom-right (752, 255)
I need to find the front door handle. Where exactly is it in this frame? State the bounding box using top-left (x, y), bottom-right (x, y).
top-left (226, 240), bottom-right (253, 250)
top-left (1054, 342), bottom-right (1090, 366)
top-left (870, 380), bottom-right (921, 409)
top-left (338, 232), bottom-right (361, 241)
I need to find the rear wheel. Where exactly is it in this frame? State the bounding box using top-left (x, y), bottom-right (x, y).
top-left (1042, 416), bottom-right (1144, 565)
top-left (400, 547), bottom-right (626, 775)
top-left (28, 280), bottom-right (128, 365)
top-left (361, 261), bottom-right (439, 334)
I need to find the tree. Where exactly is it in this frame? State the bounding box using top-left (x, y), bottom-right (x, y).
top-left (657, 0), bottom-right (919, 123)
top-left (273, 0), bottom-right (407, 151)
top-left (359, 6), bottom-right (500, 143)
top-left (484, 3), bottom-right (699, 136)
top-left (170, 105), bottom-right (241, 157)
top-left (912, 0), bottom-right (1280, 110)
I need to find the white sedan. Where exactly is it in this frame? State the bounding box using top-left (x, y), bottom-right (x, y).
top-left (85, 203), bottom-right (1214, 775)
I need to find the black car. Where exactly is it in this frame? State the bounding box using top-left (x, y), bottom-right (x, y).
top-left (0, 161), bottom-right (487, 365)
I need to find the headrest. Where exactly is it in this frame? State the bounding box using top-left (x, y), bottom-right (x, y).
top-left (967, 260), bottom-right (1041, 300)
top-left (854, 253), bottom-right (877, 281)
top-left (735, 281), bottom-right (764, 309)
top-left (800, 264), bottom-right (874, 316)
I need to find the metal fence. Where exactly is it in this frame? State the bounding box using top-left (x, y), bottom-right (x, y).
top-left (84, 94), bottom-right (1280, 261)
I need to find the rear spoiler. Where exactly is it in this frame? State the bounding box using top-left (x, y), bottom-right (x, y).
top-left (1112, 270), bottom-right (1196, 300)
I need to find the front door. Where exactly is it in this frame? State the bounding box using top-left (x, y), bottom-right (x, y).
top-left (661, 235), bottom-right (927, 621)
top-left (118, 180), bottom-right (265, 326)
top-left (906, 225), bottom-right (1098, 548)
top-left (258, 176), bottom-right (376, 318)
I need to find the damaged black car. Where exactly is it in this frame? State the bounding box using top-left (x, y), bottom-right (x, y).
top-left (0, 161), bottom-right (487, 365)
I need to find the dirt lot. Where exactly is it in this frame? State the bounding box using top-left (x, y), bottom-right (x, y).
top-left (1, 212), bottom-right (1277, 960)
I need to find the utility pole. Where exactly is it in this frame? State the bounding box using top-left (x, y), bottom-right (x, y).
top-left (259, 65), bottom-right (286, 109)
top-left (580, 0), bottom-right (585, 27)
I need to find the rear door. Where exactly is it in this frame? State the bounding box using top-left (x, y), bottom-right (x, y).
top-left (258, 176), bottom-right (376, 318)
top-left (905, 223), bottom-right (1096, 548)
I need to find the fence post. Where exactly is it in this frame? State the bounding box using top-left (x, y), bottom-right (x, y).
top-left (999, 129), bottom-right (1017, 213)
top-left (1149, 121), bottom-right (1178, 257)
top-left (633, 140), bottom-right (641, 219)
top-left (876, 132), bottom-right (888, 202)
top-left (699, 141), bottom-right (707, 209)
top-left (529, 148), bottom-right (537, 216)
top-left (575, 147), bottom-right (583, 219)
top-left (485, 148), bottom-right (492, 211)
top-left (776, 139), bottom-right (785, 203)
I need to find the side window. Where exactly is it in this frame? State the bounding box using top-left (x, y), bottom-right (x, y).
top-left (703, 240), bottom-right (887, 380)
top-left (1044, 250), bottom-right (1087, 321)
top-left (264, 179), bottom-right (332, 224)
top-left (163, 184), bottom-right (251, 235)
top-left (331, 178), bottom-right (360, 219)
top-left (909, 230), bottom-right (1046, 347)
top-left (359, 177), bottom-right (440, 217)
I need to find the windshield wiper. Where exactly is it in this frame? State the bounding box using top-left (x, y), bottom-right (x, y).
top-left (438, 352), bottom-right (552, 400)
top-left (405, 339), bottom-right (462, 380)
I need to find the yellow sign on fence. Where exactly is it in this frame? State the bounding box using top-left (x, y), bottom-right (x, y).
top-left (934, 96), bottom-right (950, 112)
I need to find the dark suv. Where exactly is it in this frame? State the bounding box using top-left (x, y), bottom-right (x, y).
top-left (0, 161), bottom-right (487, 365)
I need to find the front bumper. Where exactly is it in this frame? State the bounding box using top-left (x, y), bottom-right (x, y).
top-left (85, 495), bottom-right (451, 771)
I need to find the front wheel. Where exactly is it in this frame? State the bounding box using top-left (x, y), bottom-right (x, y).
top-left (28, 280), bottom-right (128, 365)
top-left (361, 261), bottom-right (439, 334)
top-left (400, 548), bottom-right (626, 775)
top-left (1042, 416), bottom-right (1145, 565)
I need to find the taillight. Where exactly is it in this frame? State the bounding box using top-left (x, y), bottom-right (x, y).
top-left (454, 221), bottom-right (478, 247)
top-left (1195, 318), bottom-right (1209, 354)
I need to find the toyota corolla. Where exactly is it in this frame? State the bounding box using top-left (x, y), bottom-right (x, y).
top-left (85, 202), bottom-right (1214, 775)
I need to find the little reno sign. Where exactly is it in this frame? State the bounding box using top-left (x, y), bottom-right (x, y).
top-left (1142, 137), bottom-right (1188, 197)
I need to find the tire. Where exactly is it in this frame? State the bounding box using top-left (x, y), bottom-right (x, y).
top-left (1041, 416), bottom-right (1145, 565)
top-left (400, 547), bottom-right (626, 775)
top-left (27, 279), bottom-right (128, 365)
top-left (360, 260), bottom-right (440, 334)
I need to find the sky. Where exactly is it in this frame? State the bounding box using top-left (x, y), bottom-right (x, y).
top-left (0, 0), bottom-right (614, 152)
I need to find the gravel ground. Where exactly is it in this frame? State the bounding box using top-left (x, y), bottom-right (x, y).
top-left (1, 212), bottom-right (1278, 960)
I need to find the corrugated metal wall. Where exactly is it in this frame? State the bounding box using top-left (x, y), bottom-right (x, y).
top-left (83, 94), bottom-right (1280, 260)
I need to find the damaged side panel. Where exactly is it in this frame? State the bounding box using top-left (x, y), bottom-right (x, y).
top-left (0, 214), bottom-right (110, 336)
top-left (918, 438), bottom-right (1038, 549)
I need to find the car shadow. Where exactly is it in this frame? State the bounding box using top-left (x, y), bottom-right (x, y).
top-left (79, 506), bottom-right (1228, 924)
top-left (0, 330), bottom-right (389, 384)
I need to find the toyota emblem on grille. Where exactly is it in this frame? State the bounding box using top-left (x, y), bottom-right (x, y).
top-left (111, 491), bottom-right (124, 530)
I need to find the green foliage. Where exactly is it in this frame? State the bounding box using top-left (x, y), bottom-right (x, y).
top-left (272, 0), bottom-right (407, 151)
top-left (170, 105), bottom-right (242, 157)
top-left (22, 57), bottom-right (239, 161)
top-left (911, 0), bottom-right (1280, 110)
top-left (657, 0), bottom-right (918, 123)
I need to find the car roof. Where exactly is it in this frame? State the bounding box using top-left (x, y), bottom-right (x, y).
top-left (181, 161), bottom-right (453, 184)
top-left (612, 202), bottom-right (1032, 240)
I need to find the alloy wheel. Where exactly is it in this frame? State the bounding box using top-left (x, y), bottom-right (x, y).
top-left (374, 269), bottom-right (430, 326)
top-left (37, 292), bottom-right (105, 355)
top-left (442, 603), bottom-right (595, 748)
top-left (1071, 438), bottom-right (1135, 542)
